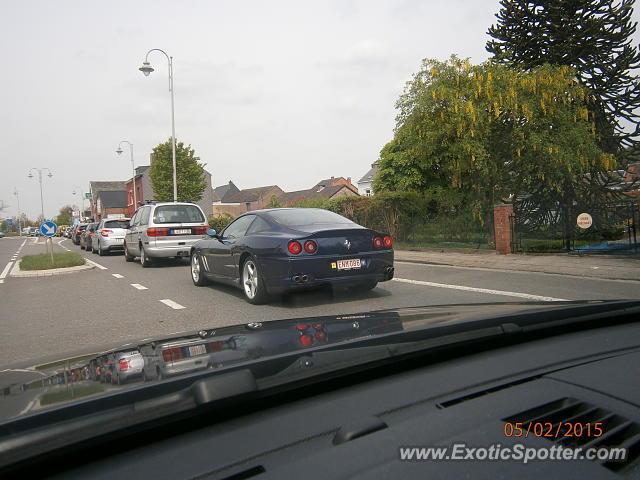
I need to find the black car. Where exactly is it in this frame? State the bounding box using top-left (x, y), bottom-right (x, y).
top-left (190, 208), bottom-right (395, 304)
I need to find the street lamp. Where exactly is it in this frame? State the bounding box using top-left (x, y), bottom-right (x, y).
top-left (72, 187), bottom-right (85, 221)
top-left (139, 48), bottom-right (177, 202)
top-left (116, 140), bottom-right (137, 213)
top-left (28, 168), bottom-right (53, 221)
top-left (13, 188), bottom-right (21, 236)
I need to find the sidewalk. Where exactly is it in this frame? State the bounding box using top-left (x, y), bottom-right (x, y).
top-left (395, 248), bottom-right (640, 282)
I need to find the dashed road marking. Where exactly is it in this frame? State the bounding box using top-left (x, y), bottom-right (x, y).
top-left (112, 274), bottom-right (124, 279)
top-left (160, 299), bottom-right (186, 310)
top-left (131, 283), bottom-right (148, 290)
top-left (86, 259), bottom-right (108, 270)
top-left (392, 277), bottom-right (567, 302)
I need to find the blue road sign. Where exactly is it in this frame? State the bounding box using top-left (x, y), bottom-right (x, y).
top-left (6, 219), bottom-right (13, 227)
top-left (40, 221), bottom-right (58, 237)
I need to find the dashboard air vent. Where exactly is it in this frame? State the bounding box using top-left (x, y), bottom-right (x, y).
top-left (504, 398), bottom-right (640, 473)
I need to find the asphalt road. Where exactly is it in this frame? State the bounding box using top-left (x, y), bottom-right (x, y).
top-left (1, 235), bottom-right (639, 368)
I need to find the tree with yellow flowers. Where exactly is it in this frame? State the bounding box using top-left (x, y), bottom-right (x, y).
top-left (374, 56), bottom-right (614, 224)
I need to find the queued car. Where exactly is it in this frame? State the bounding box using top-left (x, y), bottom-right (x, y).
top-left (109, 349), bottom-right (144, 385)
top-left (79, 223), bottom-right (98, 250)
top-left (91, 218), bottom-right (130, 256)
top-left (190, 208), bottom-right (395, 304)
top-left (71, 223), bottom-right (88, 244)
top-left (124, 202), bottom-right (208, 267)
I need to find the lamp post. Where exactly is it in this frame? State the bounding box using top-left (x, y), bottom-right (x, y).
top-left (73, 187), bottom-right (85, 222)
top-left (116, 140), bottom-right (137, 214)
top-left (139, 48), bottom-right (177, 202)
top-left (13, 188), bottom-right (21, 236)
top-left (28, 168), bottom-right (53, 221)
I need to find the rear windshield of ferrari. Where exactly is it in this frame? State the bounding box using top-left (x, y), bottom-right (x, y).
top-left (266, 209), bottom-right (354, 227)
top-left (153, 205), bottom-right (205, 224)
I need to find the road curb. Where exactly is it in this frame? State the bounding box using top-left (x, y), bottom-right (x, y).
top-left (10, 259), bottom-right (96, 278)
top-left (395, 256), bottom-right (640, 283)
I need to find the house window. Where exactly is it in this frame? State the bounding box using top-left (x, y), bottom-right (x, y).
top-left (365, 189), bottom-right (371, 196)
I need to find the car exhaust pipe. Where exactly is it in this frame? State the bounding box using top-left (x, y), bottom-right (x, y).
top-left (293, 275), bottom-right (301, 283)
top-left (385, 266), bottom-right (395, 280)
top-left (301, 274), bottom-right (309, 283)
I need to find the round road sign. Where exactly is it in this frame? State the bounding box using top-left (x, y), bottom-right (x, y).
top-left (576, 213), bottom-right (593, 229)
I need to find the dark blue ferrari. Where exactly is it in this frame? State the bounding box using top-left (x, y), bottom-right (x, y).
top-left (190, 208), bottom-right (395, 304)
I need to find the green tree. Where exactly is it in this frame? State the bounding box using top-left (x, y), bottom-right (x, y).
top-left (266, 195), bottom-right (282, 208)
top-left (55, 205), bottom-right (73, 226)
top-left (487, 0), bottom-right (640, 158)
top-left (373, 56), bottom-right (613, 223)
top-left (149, 139), bottom-right (208, 202)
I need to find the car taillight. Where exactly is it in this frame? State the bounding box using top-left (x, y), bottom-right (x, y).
top-left (303, 240), bottom-right (317, 254)
top-left (194, 226), bottom-right (208, 235)
top-left (315, 331), bottom-right (327, 342)
top-left (119, 359), bottom-right (130, 371)
top-left (88, 232), bottom-right (94, 237)
top-left (312, 323), bottom-right (323, 330)
top-left (296, 324), bottom-right (309, 331)
top-left (288, 241), bottom-right (302, 255)
top-left (100, 229), bottom-right (113, 237)
top-left (373, 237), bottom-right (383, 249)
top-left (299, 334), bottom-right (313, 347)
top-left (162, 347), bottom-right (184, 362)
top-left (147, 227), bottom-right (169, 237)
top-left (383, 236), bottom-right (393, 248)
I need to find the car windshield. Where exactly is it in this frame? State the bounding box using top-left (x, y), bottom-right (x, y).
top-left (2, 3), bottom-right (640, 473)
top-left (103, 220), bottom-right (129, 229)
top-left (265, 209), bottom-right (355, 227)
top-left (153, 205), bottom-right (204, 224)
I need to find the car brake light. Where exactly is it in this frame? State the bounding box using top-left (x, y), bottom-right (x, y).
top-left (100, 229), bottom-right (113, 237)
top-left (299, 334), bottom-right (313, 347)
top-left (373, 237), bottom-right (383, 249)
top-left (194, 226), bottom-right (208, 235)
top-left (119, 359), bottom-right (130, 371)
top-left (383, 236), bottom-right (393, 248)
top-left (303, 240), bottom-right (317, 254)
top-left (162, 347), bottom-right (184, 362)
top-left (288, 241), bottom-right (302, 255)
top-left (296, 324), bottom-right (309, 331)
top-left (147, 227), bottom-right (169, 237)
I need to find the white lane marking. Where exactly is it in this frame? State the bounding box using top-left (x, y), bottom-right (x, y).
top-left (392, 277), bottom-right (567, 302)
top-left (57, 239), bottom-right (71, 252)
top-left (112, 273), bottom-right (124, 279)
top-left (86, 259), bottom-right (108, 270)
top-left (0, 261), bottom-right (14, 284)
top-left (19, 395), bottom-right (42, 416)
top-left (131, 283), bottom-right (148, 290)
top-left (159, 299), bottom-right (186, 310)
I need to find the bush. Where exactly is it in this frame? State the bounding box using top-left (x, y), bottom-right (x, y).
top-left (209, 213), bottom-right (234, 233)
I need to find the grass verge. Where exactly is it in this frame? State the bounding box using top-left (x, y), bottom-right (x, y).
top-left (40, 383), bottom-right (105, 406)
top-left (20, 252), bottom-right (85, 271)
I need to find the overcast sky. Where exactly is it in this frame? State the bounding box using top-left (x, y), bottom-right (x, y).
top-left (1, 0), bottom-right (637, 220)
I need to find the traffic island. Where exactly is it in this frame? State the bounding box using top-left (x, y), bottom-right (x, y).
top-left (11, 252), bottom-right (96, 278)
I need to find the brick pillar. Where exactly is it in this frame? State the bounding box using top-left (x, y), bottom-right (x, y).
top-left (494, 204), bottom-right (514, 255)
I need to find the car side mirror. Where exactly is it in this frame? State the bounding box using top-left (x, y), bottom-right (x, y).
top-left (206, 228), bottom-right (217, 237)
